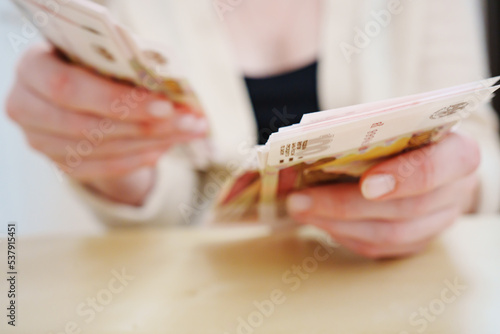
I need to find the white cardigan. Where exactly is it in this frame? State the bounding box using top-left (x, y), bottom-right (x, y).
top-left (72, 0), bottom-right (500, 226)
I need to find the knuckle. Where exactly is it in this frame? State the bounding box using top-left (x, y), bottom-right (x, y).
top-left (16, 48), bottom-right (37, 77)
top-left (16, 44), bottom-right (49, 79)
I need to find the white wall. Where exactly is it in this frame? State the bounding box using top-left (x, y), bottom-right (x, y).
top-left (0, 1), bottom-right (103, 236)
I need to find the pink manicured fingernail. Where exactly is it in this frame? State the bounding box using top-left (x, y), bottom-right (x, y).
top-left (287, 194), bottom-right (313, 213)
top-left (149, 100), bottom-right (174, 118)
top-left (176, 115), bottom-right (208, 134)
top-left (362, 174), bottom-right (396, 199)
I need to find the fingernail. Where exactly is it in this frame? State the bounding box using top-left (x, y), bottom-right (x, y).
top-left (149, 100), bottom-right (174, 118)
top-left (287, 194), bottom-right (313, 213)
top-left (362, 174), bottom-right (396, 199)
top-left (176, 115), bottom-right (208, 134)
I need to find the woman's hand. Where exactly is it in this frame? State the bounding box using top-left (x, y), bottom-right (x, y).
top-left (287, 133), bottom-right (480, 259)
top-left (5, 44), bottom-right (208, 205)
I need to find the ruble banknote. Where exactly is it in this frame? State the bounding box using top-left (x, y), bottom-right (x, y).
top-left (214, 77), bottom-right (500, 226)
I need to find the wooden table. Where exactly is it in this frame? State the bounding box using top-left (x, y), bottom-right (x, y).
top-left (2, 215), bottom-right (500, 333)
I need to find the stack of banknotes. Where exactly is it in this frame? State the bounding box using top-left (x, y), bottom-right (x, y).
top-left (212, 77), bottom-right (500, 225)
top-left (13, 0), bottom-right (500, 225)
top-left (12, 0), bottom-right (211, 168)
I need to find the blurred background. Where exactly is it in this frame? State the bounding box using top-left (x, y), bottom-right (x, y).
top-left (0, 0), bottom-right (498, 236)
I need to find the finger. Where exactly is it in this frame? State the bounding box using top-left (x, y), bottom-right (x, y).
top-left (54, 149), bottom-right (166, 181)
top-left (17, 44), bottom-right (196, 121)
top-left (286, 176), bottom-right (476, 221)
top-left (332, 236), bottom-right (429, 259)
top-left (7, 82), bottom-right (208, 139)
top-left (360, 133), bottom-right (480, 200)
top-left (23, 131), bottom-right (196, 160)
top-left (297, 206), bottom-right (461, 247)
top-left (84, 167), bottom-right (156, 206)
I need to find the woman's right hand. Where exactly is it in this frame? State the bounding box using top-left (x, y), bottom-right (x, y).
top-left (5, 44), bottom-right (208, 206)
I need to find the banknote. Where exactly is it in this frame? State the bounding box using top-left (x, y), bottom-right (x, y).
top-left (11, 0), bottom-right (211, 168)
top-left (213, 77), bottom-right (500, 225)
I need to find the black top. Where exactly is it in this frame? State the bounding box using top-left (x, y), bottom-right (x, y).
top-left (244, 61), bottom-right (320, 144)
top-left (487, 0), bottom-right (500, 119)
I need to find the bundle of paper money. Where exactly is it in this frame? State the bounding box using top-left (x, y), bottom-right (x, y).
top-left (212, 77), bottom-right (500, 225)
top-left (12, 0), bottom-right (211, 168)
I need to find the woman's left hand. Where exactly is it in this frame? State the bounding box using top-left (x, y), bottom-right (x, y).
top-left (287, 133), bottom-right (480, 259)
